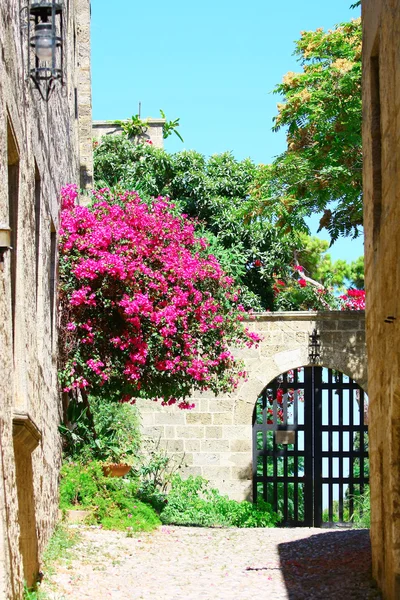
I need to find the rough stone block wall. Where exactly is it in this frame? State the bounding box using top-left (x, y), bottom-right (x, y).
top-left (137, 312), bottom-right (366, 502)
top-left (76, 0), bottom-right (94, 188)
top-left (362, 1), bottom-right (400, 598)
top-left (0, 1), bottom-right (92, 598)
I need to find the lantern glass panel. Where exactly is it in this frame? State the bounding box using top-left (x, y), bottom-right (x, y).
top-left (34, 23), bottom-right (54, 61)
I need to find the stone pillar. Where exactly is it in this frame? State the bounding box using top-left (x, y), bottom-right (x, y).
top-left (362, 1), bottom-right (400, 598)
top-left (75, 0), bottom-right (93, 189)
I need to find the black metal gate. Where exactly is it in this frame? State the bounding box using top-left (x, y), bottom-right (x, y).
top-left (252, 367), bottom-right (369, 527)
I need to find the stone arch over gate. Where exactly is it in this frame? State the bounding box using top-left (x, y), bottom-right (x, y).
top-left (137, 311), bottom-right (366, 501)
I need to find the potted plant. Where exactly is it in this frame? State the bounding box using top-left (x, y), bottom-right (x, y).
top-left (89, 398), bottom-right (141, 477)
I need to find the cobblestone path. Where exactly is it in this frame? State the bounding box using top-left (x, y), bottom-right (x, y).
top-left (41, 526), bottom-right (380, 600)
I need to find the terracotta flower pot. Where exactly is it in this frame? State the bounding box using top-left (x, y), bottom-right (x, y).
top-left (102, 463), bottom-right (131, 478)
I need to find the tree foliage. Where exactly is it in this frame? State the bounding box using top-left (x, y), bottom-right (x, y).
top-left (94, 136), bottom-right (364, 310)
top-left (250, 18), bottom-right (362, 242)
top-left (94, 139), bottom-right (303, 310)
top-left (296, 234), bottom-right (363, 289)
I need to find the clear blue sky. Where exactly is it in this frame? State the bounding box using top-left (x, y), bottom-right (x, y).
top-left (91, 0), bottom-right (363, 263)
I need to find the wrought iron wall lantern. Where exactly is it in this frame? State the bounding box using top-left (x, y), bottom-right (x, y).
top-left (22, 1), bottom-right (64, 101)
top-left (308, 328), bottom-right (321, 364)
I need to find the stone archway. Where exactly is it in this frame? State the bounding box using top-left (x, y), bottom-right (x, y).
top-left (137, 311), bottom-right (367, 501)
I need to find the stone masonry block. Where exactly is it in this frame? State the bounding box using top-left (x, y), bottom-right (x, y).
top-left (158, 439), bottom-right (184, 453)
top-left (199, 399), bottom-right (210, 412)
top-left (217, 481), bottom-right (252, 502)
top-left (178, 466), bottom-right (202, 479)
top-left (140, 413), bottom-right (155, 428)
top-left (230, 453), bottom-right (253, 467)
top-left (184, 439), bottom-right (201, 452)
top-left (186, 413), bottom-right (212, 425)
top-left (201, 466), bottom-right (231, 481)
top-left (205, 426), bottom-right (223, 439)
top-left (264, 331), bottom-right (284, 344)
top-left (212, 413), bottom-right (233, 425)
top-left (238, 378), bottom-right (269, 401)
top-left (183, 453), bottom-right (194, 466)
top-left (295, 332), bottom-right (307, 343)
top-left (208, 398), bottom-right (235, 413)
top-left (233, 401), bottom-right (254, 425)
top-left (230, 439), bottom-right (252, 452)
top-left (154, 412), bottom-right (186, 425)
top-left (176, 426), bottom-right (205, 439)
top-left (201, 439), bottom-right (230, 453)
top-left (223, 425), bottom-right (252, 440)
top-left (192, 453), bottom-right (220, 466)
top-left (164, 426), bottom-right (176, 439)
top-left (231, 465), bottom-right (252, 480)
top-left (319, 319), bottom-right (339, 331)
top-left (338, 320), bottom-right (361, 331)
top-left (142, 426), bottom-right (165, 439)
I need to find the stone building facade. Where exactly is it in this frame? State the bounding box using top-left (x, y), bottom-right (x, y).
top-left (137, 311), bottom-right (367, 501)
top-left (0, 1), bottom-right (92, 598)
top-left (92, 119), bottom-right (165, 149)
top-left (362, 1), bottom-right (400, 598)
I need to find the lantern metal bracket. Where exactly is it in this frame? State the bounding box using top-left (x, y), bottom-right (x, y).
top-left (21, 0), bottom-right (64, 102)
top-left (308, 328), bottom-right (321, 364)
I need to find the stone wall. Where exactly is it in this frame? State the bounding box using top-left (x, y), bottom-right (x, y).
top-left (76, 0), bottom-right (94, 188)
top-left (137, 311), bottom-right (366, 501)
top-left (0, 1), bottom-right (92, 598)
top-left (92, 118), bottom-right (165, 148)
top-left (362, 2), bottom-right (400, 598)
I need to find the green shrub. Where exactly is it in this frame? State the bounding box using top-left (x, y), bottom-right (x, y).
top-left (160, 475), bottom-right (280, 528)
top-left (59, 461), bottom-right (160, 532)
top-left (97, 498), bottom-right (161, 532)
top-left (133, 439), bottom-right (185, 512)
top-left (351, 485), bottom-right (370, 528)
top-left (59, 396), bottom-right (141, 465)
top-left (59, 461), bottom-right (103, 508)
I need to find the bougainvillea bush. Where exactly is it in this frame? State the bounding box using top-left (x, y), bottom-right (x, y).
top-left (271, 265), bottom-right (338, 311)
top-left (271, 264), bottom-right (365, 312)
top-left (59, 185), bottom-right (260, 407)
top-left (339, 288), bottom-right (365, 310)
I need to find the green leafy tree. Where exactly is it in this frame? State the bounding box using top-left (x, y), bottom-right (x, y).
top-left (250, 17), bottom-right (362, 242)
top-left (347, 255), bottom-right (364, 289)
top-left (295, 234), bottom-right (364, 290)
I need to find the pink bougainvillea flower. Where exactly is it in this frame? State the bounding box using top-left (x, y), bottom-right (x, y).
top-left (339, 289), bottom-right (365, 310)
top-left (59, 185), bottom-right (260, 407)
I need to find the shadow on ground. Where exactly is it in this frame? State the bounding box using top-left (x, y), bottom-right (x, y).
top-left (276, 529), bottom-right (381, 599)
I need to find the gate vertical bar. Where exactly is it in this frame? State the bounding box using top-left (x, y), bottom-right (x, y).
top-left (294, 385), bottom-right (299, 522)
top-left (304, 367), bottom-right (314, 527)
top-left (339, 381), bottom-right (344, 522)
top-left (313, 367), bottom-right (323, 527)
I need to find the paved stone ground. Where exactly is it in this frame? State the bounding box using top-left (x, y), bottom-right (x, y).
top-left (41, 526), bottom-right (381, 600)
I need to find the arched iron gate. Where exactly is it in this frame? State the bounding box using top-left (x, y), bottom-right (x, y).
top-left (252, 367), bottom-right (369, 527)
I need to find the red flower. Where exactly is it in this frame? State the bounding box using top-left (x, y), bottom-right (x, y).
top-left (298, 278), bottom-right (307, 288)
top-left (254, 259), bottom-right (262, 267)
